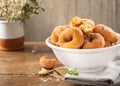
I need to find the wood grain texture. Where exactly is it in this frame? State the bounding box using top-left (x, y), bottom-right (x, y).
top-left (0, 75), bottom-right (78, 86)
top-left (0, 42), bottom-right (80, 86)
top-left (0, 42), bottom-right (53, 74)
top-left (24, 0), bottom-right (120, 41)
top-left (76, 0), bottom-right (91, 18)
top-left (25, 0), bottom-right (75, 41)
top-left (89, 0), bottom-right (101, 24)
top-left (116, 0), bottom-right (120, 32)
top-left (101, 0), bottom-right (116, 30)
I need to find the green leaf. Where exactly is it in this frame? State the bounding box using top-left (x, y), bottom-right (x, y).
top-left (29, 0), bottom-right (38, 5)
top-left (67, 68), bottom-right (79, 76)
top-left (0, 0), bottom-right (45, 22)
top-left (22, 4), bottom-right (31, 12)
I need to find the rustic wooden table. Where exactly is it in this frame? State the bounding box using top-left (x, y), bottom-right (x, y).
top-left (0, 42), bottom-right (79, 86)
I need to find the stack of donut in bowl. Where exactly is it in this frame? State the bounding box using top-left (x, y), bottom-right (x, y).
top-left (50, 16), bottom-right (119, 49)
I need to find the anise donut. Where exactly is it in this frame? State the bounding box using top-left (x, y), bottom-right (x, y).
top-left (50, 26), bottom-right (66, 46)
top-left (82, 33), bottom-right (105, 49)
top-left (70, 16), bottom-right (82, 27)
top-left (93, 24), bottom-right (118, 43)
top-left (59, 27), bottom-right (84, 48)
top-left (79, 18), bottom-right (95, 34)
top-left (70, 17), bottom-right (95, 34)
top-left (40, 55), bottom-right (57, 69)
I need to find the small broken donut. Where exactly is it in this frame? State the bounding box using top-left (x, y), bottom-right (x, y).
top-left (40, 55), bottom-right (57, 69)
top-left (79, 18), bottom-right (95, 34)
top-left (70, 16), bottom-right (82, 27)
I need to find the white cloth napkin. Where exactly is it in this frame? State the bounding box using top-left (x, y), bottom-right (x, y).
top-left (64, 61), bottom-right (120, 86)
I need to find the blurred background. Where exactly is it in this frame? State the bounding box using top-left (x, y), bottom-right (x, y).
top-left (24, 0), bottom-right (120, 41)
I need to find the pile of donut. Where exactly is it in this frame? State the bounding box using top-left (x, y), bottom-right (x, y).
top-left (49, 16), bottom-right (119, 49)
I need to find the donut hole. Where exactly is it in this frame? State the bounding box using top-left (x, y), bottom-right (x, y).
top-left (64, 35), bottom-right (73, 42)
top-left (85, 35), bottom-right (93, 42)
top-left (88, 37), bottom-right (93, 42)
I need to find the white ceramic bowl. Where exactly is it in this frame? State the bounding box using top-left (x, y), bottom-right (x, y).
top-left (45, 37), bottom-right (120, 72)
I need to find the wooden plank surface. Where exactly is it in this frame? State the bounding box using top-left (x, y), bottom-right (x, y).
top-left (0, 42), bottom-right (120, 86)
top-left (0, 75), bottom-right (78, 86)
top-left (89, 0), bottom-right (101, 24)
top-left (101, 0), bottom-right (116, 30)
top-left (0, 42), bottom-right (79, 86)
top-left (116, 0), bottom-right (120, 33)
top-left (0, 75), bottom-right (77, 86)
top-left (0, 42), bottom-right (51, 74)
top-left (76, 0), bottom-right (90, 18)
top-left (24, 0), bottom-right (120, 41)
top-left (24, 0), bottom-right (76, 41)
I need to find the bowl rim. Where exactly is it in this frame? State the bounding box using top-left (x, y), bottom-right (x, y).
top-left (45, 36), bottom-right (120, 53)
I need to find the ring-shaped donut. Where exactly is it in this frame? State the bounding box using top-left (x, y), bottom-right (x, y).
top-left (93, 24), bottom-right (118, 43)
top-left (82, 33), bottom-right (105, 49)
top-left (59, 27), bottom-right (84, 48)
top-left (50, 26), bottom-right (66, 45)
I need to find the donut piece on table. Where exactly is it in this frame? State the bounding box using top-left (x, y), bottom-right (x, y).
top-left (40, 55), bottom-right (57, 69)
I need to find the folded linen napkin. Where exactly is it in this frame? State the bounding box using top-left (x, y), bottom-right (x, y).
top-left (64, 61), bottom-right (120, 86)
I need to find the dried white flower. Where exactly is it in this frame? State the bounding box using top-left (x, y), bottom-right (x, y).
top-left (0, 0), bottom-right (44, 22)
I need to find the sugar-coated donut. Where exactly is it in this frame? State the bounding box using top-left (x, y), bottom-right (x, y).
top-left (59, 27), bottom-right (84, 48)
top-left (70, 16), bottom-right (82, 27)
top-left (79, 19), bottom-right (95, 34)
top-left (70, 17), bottom-right (95, 34)
top-left (82, 33), bottom-right (105, 49)
top-left (93, 24), bottom-right (118, 43)
top-left (40, 55), bottom-right (57, 69)
top-left (50, 16), bottom-right (119, 49)
top-left (50, 26), bottom-right (66, 46)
